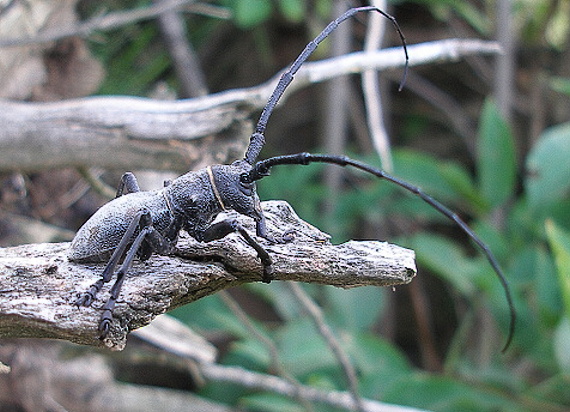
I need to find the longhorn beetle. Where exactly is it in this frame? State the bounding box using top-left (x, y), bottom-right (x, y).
top-left (70, 6), bottom-right (515, 351)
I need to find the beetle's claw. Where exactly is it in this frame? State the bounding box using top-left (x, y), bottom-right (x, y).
top-left (262, 264), bottom-right (274, 284)
top-left (98, 310), bottom-right (113, 338)
top-left (75, 292), bottom-right (94, 307)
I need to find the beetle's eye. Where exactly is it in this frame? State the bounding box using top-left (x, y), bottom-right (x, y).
top-left (239, 180), bottom-right (254, 196)
top-left (240, 172), bottom-right (252, 184)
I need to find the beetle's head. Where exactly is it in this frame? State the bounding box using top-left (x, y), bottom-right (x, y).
top-left (210, 160), bottom-right (264, 220)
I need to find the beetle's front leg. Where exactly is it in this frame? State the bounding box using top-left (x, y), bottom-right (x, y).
top-left (199, 219), bottom-right (275, 283)
top-left (253, 197), bottom-right (295, 244)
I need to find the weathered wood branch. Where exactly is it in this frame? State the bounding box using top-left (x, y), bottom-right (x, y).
top-left (0, 39), bottom-right (500, 172)
top-left (0, 201), bottom-right (416, 350)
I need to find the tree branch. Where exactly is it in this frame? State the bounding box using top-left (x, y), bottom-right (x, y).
top-left (0, 0), bottom-right (231, 49)
top-left (0, 39), bottom-right (500, 172)
top-left (201, 363), bottom-right (427, 412)
top-left (0, 201), bottom-right (416, 351)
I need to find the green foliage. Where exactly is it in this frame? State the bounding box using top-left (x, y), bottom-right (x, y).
top-left (477, 99), bottom-right (517, 209)
top-left (385, 373), bottom-right (522, 412)
top-left (553, 317), bottom-right (570, 375)
top-left (526, 122), bottom-right (570, 217)
top-left (546, 221), bottom-right (570, 319)
top-left (393, 0), bottom-right (490, 34)
top-left (546, 222), bottom-right (570, 375)
top-left (224, 0), bottom-right (306, 28)
top-left (230, 0), bottom-right (273, 28)
top-left (90, 21), bottom-right (171, 96)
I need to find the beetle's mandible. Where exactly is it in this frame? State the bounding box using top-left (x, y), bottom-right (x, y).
top-left (69, 6), bottom-right (515, 351)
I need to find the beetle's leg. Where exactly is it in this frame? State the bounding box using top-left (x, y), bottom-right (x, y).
top-left (97, 211), bottom-right (174, 338)
top-left (98, 216), bottom-right (159, 337)
top-left (116, 172), bottom-right (140, 197)
top-left (200, 219), bottom-right (274, 284)
top-left (75, 209), bottom-right (175, 337)
top-left (252, 195), bottom-right (295, 243)
top-left (74, 210), bottom-right (146, 307)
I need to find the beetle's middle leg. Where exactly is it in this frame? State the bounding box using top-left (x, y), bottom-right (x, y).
top-left (116, 172), bottom-right (140, 197)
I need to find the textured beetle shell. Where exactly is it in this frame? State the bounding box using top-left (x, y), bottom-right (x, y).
top-left (68, 190), bottom-right (171, 262)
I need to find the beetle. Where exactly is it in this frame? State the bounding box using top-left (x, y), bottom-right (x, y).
top-left (70, 6), bottom-right (515, 350)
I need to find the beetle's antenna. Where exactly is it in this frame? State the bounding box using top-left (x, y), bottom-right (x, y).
top-left (243, 153), bottom-right (516, 352)
top-left (243, 6), bottom-right (409, 165)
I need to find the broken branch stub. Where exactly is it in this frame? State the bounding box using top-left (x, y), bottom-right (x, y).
top-left (0, 201), bottom-right (416, 350)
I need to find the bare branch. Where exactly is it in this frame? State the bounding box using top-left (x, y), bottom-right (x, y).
top-left (288, 282), bottom-right (365, 412)
top-left (0, 0), bottom-right (230, 49)
top-left (0, 39), bottom-right (500, 173)
top-left (201, 363), bottom-right (428, 412)
top-left (362, 0), bottom-right (392, 172)
top-left (0, 201), bottom-right (416, 351)
top-left (155, 0), bottom-right (209, 98)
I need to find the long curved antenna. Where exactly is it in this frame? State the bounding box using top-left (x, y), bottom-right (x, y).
top-left (243, 6), bottom-right (409, 165)
top-left (243, 153), bottom-right (516, 352)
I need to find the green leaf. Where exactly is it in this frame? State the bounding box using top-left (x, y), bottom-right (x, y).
top-left (526, 122), bottom-right (570, 210)
top-left (276, 318), bottom-right (337, 377)
top-left (477, 99), bottom-right (517, 208)
top-left (278, 0), bottom-right (305, 23)
top-left (323, 286), bottom-right (385, 333)
top-left (553, 316), bottom-right (570, 374)
top-left (233, 0), bottom-right (273, 28)
top-left (383, 373), bottom-right (515, 412)
top-left (509, 245), bottom-right (559, 325)
top-left (241, 393), bottom-right (304, 412)
top-left (545, 220), bottom-right (570, 319)
top-left (350, 333), bottom-right (411, 398)
top-left (257, 163), bottom-right (326, 228)
top-left (535, 246), bottom-right (563, 325)
top-left (406, 232), bottom-right (479, 296)
top-left (229, 338), bottom-right (271, 369)
top-left (393, 149), bottom-right (476, 204)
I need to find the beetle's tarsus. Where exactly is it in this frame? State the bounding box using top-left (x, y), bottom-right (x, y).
top-left (262, 265), bottom-right (274, 284)
top-left (74, 293), bottom-right (93, 307)
top-left (98, 311), bottom-right (112, 338)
